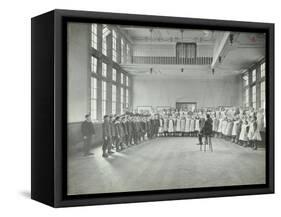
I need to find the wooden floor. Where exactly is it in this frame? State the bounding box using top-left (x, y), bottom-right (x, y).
top-left (67, 137), bottom-right (266, 195)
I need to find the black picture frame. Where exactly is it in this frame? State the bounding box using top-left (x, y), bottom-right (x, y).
top-left (31, 9), bottom-right (275, 207)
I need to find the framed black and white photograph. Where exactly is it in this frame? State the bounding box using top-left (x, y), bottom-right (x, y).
top-left (31, 9), bottom-right (274, 207)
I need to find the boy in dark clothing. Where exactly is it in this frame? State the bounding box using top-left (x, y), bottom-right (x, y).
top-left (115, 117), bottom-right (125, 151)
top-left (102, 115), bottom-right (112, 158)
top-left (126, 116), bottom-right (133, 146)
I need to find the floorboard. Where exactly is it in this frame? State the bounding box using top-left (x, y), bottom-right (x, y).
top-left (67, 137), bottom-right (266, 195)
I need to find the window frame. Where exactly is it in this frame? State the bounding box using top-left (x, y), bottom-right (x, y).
top-left (90, 56), bottom-right (97, 73)
top-left (112, 29), bottom-right (117, 62)
top-left (101, 80), bottom-right (107, 118)
top-left (112, 84), bottom-right (117, 115)
top-left (102, 62), bottom-right (107, 77)
top-left (91, 24), bottom-right (98, 50)
top-left (90, 76), bottom-right (98, 121)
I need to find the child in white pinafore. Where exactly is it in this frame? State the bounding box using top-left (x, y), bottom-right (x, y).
top-left (189, 117), bottom-right (195, 137)
top-left (176, 116), bottom-right (181, 136)
top-left (184, 116), bottom-right (190, 136)
top-left (168, 117), bottom-right (174, 136)
top-left (226, 119), bottom-right (234, 141)
top-left (195, 117), bottom-right (200, 137)
top-left (180, 117), bottom-right (186, 137)
top-left (217, 117), bottom-right (223, 137)
top-left (163, 116), bottom-right (168, 137)
top-left (158, 117), bottom-right (164, 137)
top-left (239, 119), bottom-right (249, 146)
top-left (247, 116), bottom-right (255, 147)
top-left (221, 118), bottom-right (228, 139)
top-left (231, 117), bottom-right (239, 142)
top-left (251, 116), bottom-right (262, 150)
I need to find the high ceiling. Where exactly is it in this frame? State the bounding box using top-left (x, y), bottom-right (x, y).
top-left (120, 26), bottom-right (215, 44)
top-left (119, 26), bottom-right (265, 78)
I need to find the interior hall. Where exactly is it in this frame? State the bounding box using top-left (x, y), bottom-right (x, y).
top-left (67, 22), bottom-right (266, 195)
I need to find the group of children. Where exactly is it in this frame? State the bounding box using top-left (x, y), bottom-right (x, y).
top-left (156, 107), bottom-right (265, 150)
top-left (211, 108), bottom-right (265, 150)
top-left (102, 113), bottom-right (160, 157)
top-left (159, 115), bottom-right (202, 137)
top-left (101, 107), bottom-right (265, 157)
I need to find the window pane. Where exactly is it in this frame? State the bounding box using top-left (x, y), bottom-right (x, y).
top-left (126, 88), bottom-right (129, 104)
top-left (102, 25), bottom-right (110, 56)
top-left (112, 84), bottom-right (117, 114)
top-left (91, 24), bottom-right (98, 49)
top-left (120, 87), bottom-right (124, 114)
top-left (112, 30), bottom-right (117, 62)
top-left (260, 81), bottom-right (266, 108)
top-left (121, 38), bottom-right (124, 63)
top-left (126, 76), bottom-right (129, 86)
top-left (120, 73), bottom-right (123, 84)
top-left (126, 44), bottom-right (130, 63)
top-left (252, 69), bottom-right (256, 83)
top-left (91, 56), bottom-right (97, 73)
top-left (91, 99), bottom-right (97, 120)
top-left (261, 62), bottom-right (265, 78)
top-left (102, 81), bottom-right (107, 117)
top-left (245, 88), bottom-right (249, 107)
top-left (112, 85), bottom-right (116, 101)
top-left (112, 68), bottom-right (116, 81)
top-left (112, 102), bottom-right (116, 115)
top-left (252, 85), bottom-right (256, 109)
top-left (102, 81), bottom-right (107, 98)
top-left (102, 101), bottom-right (106, 117)
top-left (90, 77), bottom-right (97, 120)
top-left (102, 62), bottom-right (107, 77)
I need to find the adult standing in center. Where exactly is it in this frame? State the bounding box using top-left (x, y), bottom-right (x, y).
top-left (202, 114), bottom-right (213, 152)
top-left (198, 115), bottom-right (205, 146)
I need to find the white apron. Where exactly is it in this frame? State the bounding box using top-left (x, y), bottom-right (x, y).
top-left (185, 119), bottom-right (190, 132)
top-left (168, 119), bottom-right (174, 132)
top-left (239, 123), bottom-right (249, 141)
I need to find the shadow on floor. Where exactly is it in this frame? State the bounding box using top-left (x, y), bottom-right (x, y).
top-left (19, 190), bottom-right (31, 199)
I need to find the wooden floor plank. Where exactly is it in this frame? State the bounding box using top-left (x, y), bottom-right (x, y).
top-left (67, 137), bottom-right (266, 195)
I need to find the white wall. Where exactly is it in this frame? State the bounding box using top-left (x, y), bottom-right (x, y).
top-left (133, 44), bottom-right (175, 56)
top-left (67, 22), bottom-right (90, 123)
top-left (197, 44), bottom-right (214, 57)
top-left (133, 76), bottom-right (242, 109)
top-left (1, 0), bottom-right (280, 216)
top-left (133, 43), bottom-right (213, 57)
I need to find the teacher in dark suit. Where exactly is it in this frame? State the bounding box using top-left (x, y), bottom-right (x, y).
top-left (203, 114), bottom-right (213, 152)
top-left (198, 116), bottom-right (205, 145)
top-left (81, 114), bottom-right (95, 156)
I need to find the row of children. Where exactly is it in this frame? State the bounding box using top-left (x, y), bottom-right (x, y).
top-left (97, 107), bottom-right (265, 157)
top-left (158, 115), bottom-right (202, 137)
top-left (212, 109), bottom-right (265, 150)
top-left (156, 107), bottom-right (265, 150)
top-left (102, 113), bottom-right (160, 157)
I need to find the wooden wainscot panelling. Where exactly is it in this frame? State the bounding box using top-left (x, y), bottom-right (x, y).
top-left (68, 122), bottom-right (103, 155)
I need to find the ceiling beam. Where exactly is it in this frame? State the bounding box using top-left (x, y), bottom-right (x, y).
top-left (211, 32), bottom-right (230, 69)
